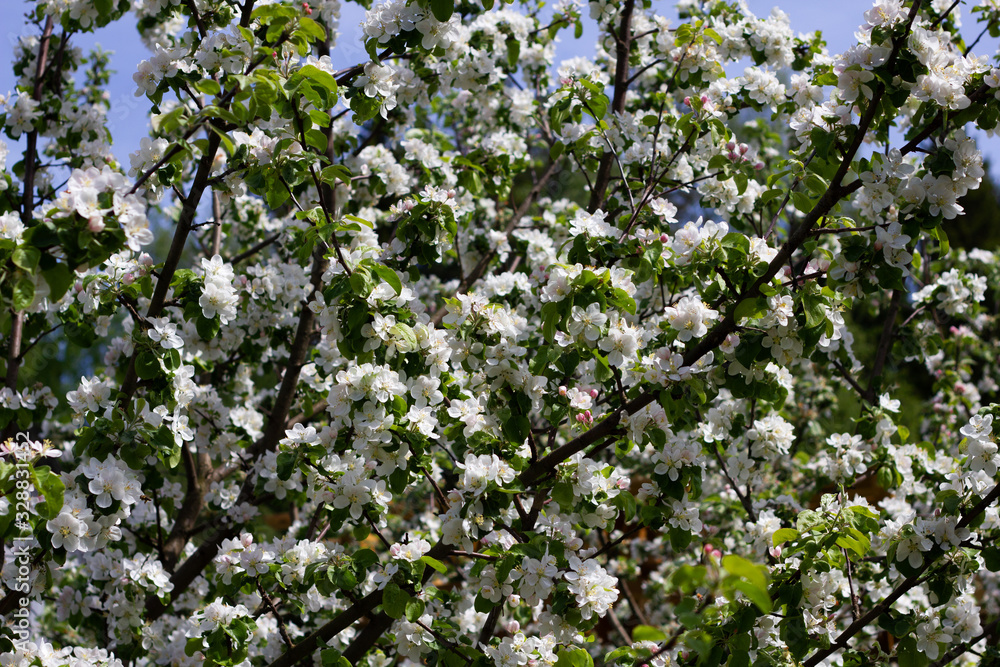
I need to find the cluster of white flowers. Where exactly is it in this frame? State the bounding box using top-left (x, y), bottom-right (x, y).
top-left (563, 556), bottom-right (618, 620)
top-left (199, 254), bottom-right (239, 324)
top-left (912, 267), bottom-right (987, 315)
top-left (46, 457), bottom-right (142, 553)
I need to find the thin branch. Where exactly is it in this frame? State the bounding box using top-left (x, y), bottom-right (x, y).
top-left (257, 578), bottom-right (295, 649)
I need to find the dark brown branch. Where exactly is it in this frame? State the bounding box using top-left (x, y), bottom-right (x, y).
top-left (3, 16), bottom-right (54, 441)
top-left (587, 0), bottom-right (636, 213)
top-left (118, 131), bottom-right (223, 408)
top-left (160, 443), bottom-right (206, 571)
top-left (864, 289), bottom-right (902, 403)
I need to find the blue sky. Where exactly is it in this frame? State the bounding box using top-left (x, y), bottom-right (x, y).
top-left (2, 0), bottom-right (999, 176)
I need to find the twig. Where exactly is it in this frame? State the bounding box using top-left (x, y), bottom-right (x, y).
top-left (257, 578), bottom-right (295, 649)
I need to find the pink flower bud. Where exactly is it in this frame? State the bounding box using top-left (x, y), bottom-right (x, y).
top-left (754, 162), bottom-right (765, 171)
top-left (726, 141), bottom-right (736, 151)
top-left (769, 546), bottom-right (782, 559)
top-left (74, 281), bottom-right (84, 293)
top-left (738, 143), bottom-right (749, 155)
top-left (88, 217), bottom-right (105, 233)
top-left (704, 543), bottom-right (714, 554)
top-left (559, 385), bottom-right (567, 396)
top-left (589, 388), bottom-right (598, 398)
top-left (683, 96), bottom-right (692, 106)
top-left (123, 273), bottom-right (134, 285)
top-left (139, 253), bottom-right (154, 267)
top-left (659, 233), bottom-right (669, 243)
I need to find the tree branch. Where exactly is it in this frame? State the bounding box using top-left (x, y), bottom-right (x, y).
top-left (587, 0), bottom-right (636, 213)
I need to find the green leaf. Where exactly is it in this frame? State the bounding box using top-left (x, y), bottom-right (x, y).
top-left (474, 593), bottom-right (494, 613)
top-left (43, 263), bottom-right (73, 302)
top-left (320, 165), bottom-right (352, 185)
top-left (185, 637), bottom-right (204, 657)
top-left (354, 548), bottom-right (378, 569)
top-left (790, 190), bottom-right (814, 213)
top-left (801, 292), bottom-right (826, 329)
top-left (897, 637), bottom-right (928, 667)
top-left (733, 296), bottom-right (766, 322)
top-left (836, 528), bottom-right (870, 559)
top-left (551, 481), bottom-right (575, 510)
top-left (276, 451), bottom-right (297, 481)
top-left (503, 414), bottom-right (530, 445)
top-left (194, 79), bottom-right (221, 96)
top-left (612, 491), bottom-right (636, 522)
top-left (421, 555), bottom-right (447, 573)
top-left (732, 579), bottom-right (772, 614)
top-left (320, 649), bottom-right (351, 667)
top-left (430, 0), bottom-right (454, 22)
top-left (405, 597), bottom-right (425, 622)
top-left (135, 350), bottom-right (161, 380)
top-left (632, 625), bottom-right (667, 642)
top-left (723, 554), bottom-right (771, 612)
top-left (772, 528), bottom-right (799, 546)
top-left (196, 315), bottom-right (221, 340)
top-left (983, 545), bottom-right (1000, 572)
top-left (297, 16), bottom-right (327, 43)
top-left (555, 648), bottom-right (594, 667)
top-left (13, 276), bottom-right (35, 311)
top-left (370, 264), bottom-right (401, 294)
top-left (12, 246), bottom-right (40, 271)
top-left (506, 37), bottom-right (520, 68)
top-left (382, 582), bottom-right (409, 619)
top-left (350, 93), bottom-right (381, 124)
top-left (31, 466), bottom-right (65, 520)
